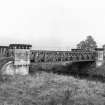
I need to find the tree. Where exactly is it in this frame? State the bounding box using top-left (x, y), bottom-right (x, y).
top-left (77, 41), bottom-right (86, 49)
top-left (77, 35), bottom-right (97, 51)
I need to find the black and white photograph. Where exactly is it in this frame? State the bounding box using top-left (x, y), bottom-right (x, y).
top-left (0, 0), bottom-right (105, 105)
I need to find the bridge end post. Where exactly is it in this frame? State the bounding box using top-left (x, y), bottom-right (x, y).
top-left (95, 48), bottom-right (104, 67)
top-left (9, 44), bottom-right (32, 75)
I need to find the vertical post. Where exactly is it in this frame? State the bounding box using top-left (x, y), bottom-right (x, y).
top-left (95, 48), bottom-right (104, 67)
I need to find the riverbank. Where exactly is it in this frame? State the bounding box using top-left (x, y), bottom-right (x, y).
top-left (0, 71), bottom-right (105, 105)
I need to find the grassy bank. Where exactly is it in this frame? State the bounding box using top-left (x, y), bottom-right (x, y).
top-left (0, 71), bottom-right (105, 105)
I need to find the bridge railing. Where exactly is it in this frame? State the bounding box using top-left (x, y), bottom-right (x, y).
top-left (30, 50), bottom-right (96, 63)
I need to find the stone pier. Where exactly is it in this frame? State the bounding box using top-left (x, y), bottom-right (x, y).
top-left (2, 44), bottom-right (32, 75)
top-left (95, 48), bottom-right (104, 67)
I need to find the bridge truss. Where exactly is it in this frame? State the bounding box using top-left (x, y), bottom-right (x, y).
top-left (30, 50), bottom-right (96, 63)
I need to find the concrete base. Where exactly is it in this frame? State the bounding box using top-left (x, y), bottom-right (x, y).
top-left (1, 61), bottom-right (29, 75)
top-left (15, 65), bottom-right (29, 75)
top-left (96, 61), bottom-right (104, 67)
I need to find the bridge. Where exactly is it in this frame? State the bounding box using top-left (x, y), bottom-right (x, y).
top-left (29, 48), bottom-right (100, 72)
top-left (30, 49), bottom-right (96, 63)
top-left (30, 48), bottom-right (105, 70)
top-left (0, 45), bottom-right (102, 65)
top-left (0, 44), bottom-right (104, 75)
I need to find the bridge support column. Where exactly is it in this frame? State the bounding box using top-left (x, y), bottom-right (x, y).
top-left (95, 48), bottom-right (104, 67)
top-left (3, 44), bottom-right (32, 75)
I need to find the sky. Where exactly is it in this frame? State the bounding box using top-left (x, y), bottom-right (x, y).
top-left (0, 0), bottom-right (105, 50)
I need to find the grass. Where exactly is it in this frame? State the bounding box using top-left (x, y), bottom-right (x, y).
top-left (0, 71), bottom-right (105, 105)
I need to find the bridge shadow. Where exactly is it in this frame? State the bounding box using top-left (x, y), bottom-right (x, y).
top-left (49, 61), bottom-right (95, 76)
top-left (29, 61), bottom-right (105, 83)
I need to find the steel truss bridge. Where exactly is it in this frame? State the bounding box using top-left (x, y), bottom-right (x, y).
top-left (30, 49), bottom-right (96, 64)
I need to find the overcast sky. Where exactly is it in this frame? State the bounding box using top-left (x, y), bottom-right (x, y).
top-left (0, 0), bottom-right (105, 50)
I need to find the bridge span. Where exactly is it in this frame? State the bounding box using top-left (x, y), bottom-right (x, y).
top-left (0, 44), bottom-right (104, 75)
top-left (30, 49), bottom-right (96, 63)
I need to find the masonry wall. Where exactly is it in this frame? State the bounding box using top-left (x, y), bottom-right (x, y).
top-left (1, 44), bottom-right (32, 75)
top-left (14, 49), bottom-right (30, 65)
